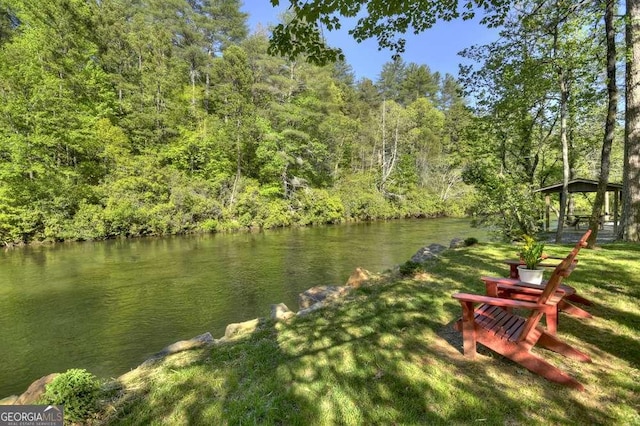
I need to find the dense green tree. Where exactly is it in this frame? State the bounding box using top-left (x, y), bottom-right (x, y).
top-left (400, 63), bottom-right (440, 106)
top-left (459, 18), bottom-right (557, 184)
top-left (353, 77), bottom-right (381, 116)
top-left (0, 0), bottom-right (114, 243)
top-left (458, 0), bottom-right (608, 238)
top-left (211, 45), bottom-right (256, 205)
top-left (377, 58), bottom-right (405, 102)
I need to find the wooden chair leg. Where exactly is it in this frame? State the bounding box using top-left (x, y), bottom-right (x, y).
top-left (546, 309), bottom-right (558, 335)
top-left (461, 302), bottom-right (477, 358)
top-left (558, 300), bottom-right (592, 318)
top-left (512, 350), bottom-right (585, 391)
top-left (537, 331), bottom-right (591, 362)
top-left (476, 334), bottom-right (587, 391)
top-left (566, 293), bottom-right (594, 306)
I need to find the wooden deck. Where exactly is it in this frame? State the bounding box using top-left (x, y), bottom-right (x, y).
top-left (541, 223), bottom-right (617, 243)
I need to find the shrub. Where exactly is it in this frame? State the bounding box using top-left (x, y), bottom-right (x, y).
top-left (232, 180), bottom-right (262, 228)
top-left (399, 260), bottom-right (425, 276)
top-left (464, 237), bottom-right (479, 246)
top-left (69, 202), bottom-right (106, 240)
top-left (398, 190), bottom-right (441, 218)
top-left (335, 173), bottom-right (394, 220)
top-left (41, 369), bottom-right (101, 423)
top-left (257, 199), bottom-right (293, 229)
top-left (294, 188), bottom-right (345, 225)
top-left (462, 163), bottom-right (544, 241)
top-left (200, 218), bottom-right (219, 232)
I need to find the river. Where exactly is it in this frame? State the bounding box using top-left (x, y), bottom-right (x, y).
top-left (0, 217), bottom-right (486, 397)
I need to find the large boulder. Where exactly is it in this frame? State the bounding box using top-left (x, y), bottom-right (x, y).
top-left (298, 285), bottom-right (351, 310)
top-left (143, 332), bottom-right (215, 365)
top-left (14, 373), bottom-right (59, 405)
top-left (271, 303), bottom-right (295, 322)
top-left (158, 332), bottom-right (214, 356)
top-left (410, 243), bottom-right (447, 263)
top-left (0, 395), bottom-right (18, 405)
top-left (345, 267), bottom-right (371, 288)
top-left (224, 318), bottom-right (263, 339)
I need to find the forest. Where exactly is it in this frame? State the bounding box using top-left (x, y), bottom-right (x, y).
top-left (0, 0), bottom-right (627, 246)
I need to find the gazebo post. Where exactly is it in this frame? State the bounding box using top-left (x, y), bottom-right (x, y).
top-left (614, 189), bottom-right (619, 234)
top-left (605, 191), bottom-right (610, 221)
top-left (545, 194), bottom-right (551, 231)
top-left (557, 191), bottom-right (566, 233)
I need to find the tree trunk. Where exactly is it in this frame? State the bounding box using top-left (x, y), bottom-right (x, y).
top-left (229, 118), bottom-right (243, 206)
top-left (621, 0), bottom-right (640, 241)
top-left (205, 64), bottom-right (211, 114)
top-left (587, 0), bottom-right (617, 247)
top-left (555, 68), bottom-right (570, 243)
top-left (190, 65), bottom-right (197, 108)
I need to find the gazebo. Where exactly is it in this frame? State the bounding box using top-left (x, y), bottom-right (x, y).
top-left (534, 178), bottom-right (623, 233)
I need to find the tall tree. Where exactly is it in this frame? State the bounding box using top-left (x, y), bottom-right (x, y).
top-left (377, 58), bottom-right (405, 103)
top-left (459, 14), bottom-right (558, 184)
top-left (211, 45), bottom-right (255, 205)
top-left (400, 63), bottom-right (440, 105)
top-left (621, 0), bottom-right (640, 241)
top-left (587, 0), bottom-right (618, 247)
top-left (459, 1), bottom-right (604, 238)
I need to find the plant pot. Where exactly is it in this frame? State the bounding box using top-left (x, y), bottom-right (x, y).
top-left (517, 265), bottom-right (545, 285)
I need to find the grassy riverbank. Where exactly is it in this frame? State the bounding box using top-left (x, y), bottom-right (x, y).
top-left (100, 242), bottom-right (640, 425)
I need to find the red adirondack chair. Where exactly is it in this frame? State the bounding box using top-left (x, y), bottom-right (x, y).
top-left (482, 230), bottom-right (592, 335)
top-left (452, 238), bottom-right (592, 390)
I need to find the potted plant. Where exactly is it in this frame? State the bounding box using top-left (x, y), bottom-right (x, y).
top-left (517, 235), bottom-right (545, 285)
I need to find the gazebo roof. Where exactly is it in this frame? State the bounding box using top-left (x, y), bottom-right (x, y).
top-left (534, 178), bottom-right (623, 194)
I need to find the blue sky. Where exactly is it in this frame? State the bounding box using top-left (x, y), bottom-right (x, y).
top-left (241, 2), bottom-right (500, 82)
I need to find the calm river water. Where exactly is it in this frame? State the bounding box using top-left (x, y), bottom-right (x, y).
top-left (0, 218), bottom-right (486, 397)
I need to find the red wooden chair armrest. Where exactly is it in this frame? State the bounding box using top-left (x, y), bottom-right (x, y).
top-left (504, 259), bottom-right (564, 269)
top-left (481, 276), bottom-right (568, 295)
top-left (452, 293), bottom-right (550, 311)
top-left (481, 276), bottom-right (521, 285)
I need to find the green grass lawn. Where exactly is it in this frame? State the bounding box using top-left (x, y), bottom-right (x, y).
top-left (100, 242), bottom-right (640, 425)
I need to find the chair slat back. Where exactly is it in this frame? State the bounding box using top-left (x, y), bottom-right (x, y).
top-left (517, 230), bottom-right (591, 342)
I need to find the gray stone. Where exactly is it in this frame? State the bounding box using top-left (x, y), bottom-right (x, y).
top-left (345, 267), bottom-right (371, 288)
top-left (14, 373), bottom-right (59, 405)
top-left (143, 332), bottom-right (215, 365)
top-left (271, 303), bottom-right (295, 322)
top-left (449, 238), bottom-right (466, 249)
top-left (298, 285), bottom-right (351, 310)
top-left (224, 318), bottom-right (263, 339)
top-left (0, 395), bottom-right (18, 405)
top-left (410, 243), bottom-right (447, 263)
top-left (296, 301), bottom-right (326, 317)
